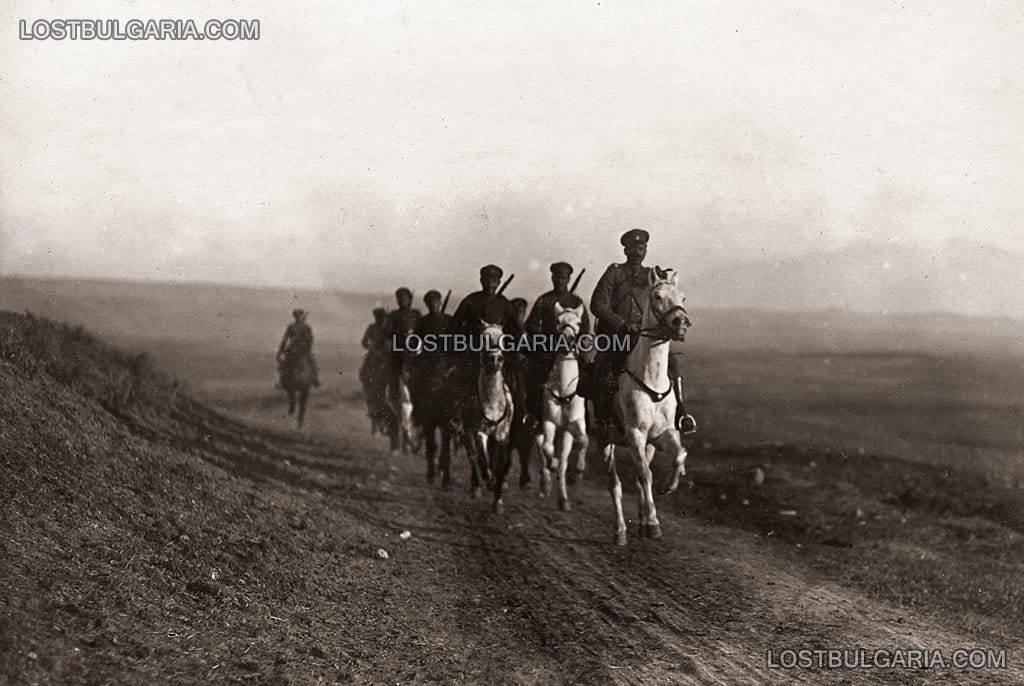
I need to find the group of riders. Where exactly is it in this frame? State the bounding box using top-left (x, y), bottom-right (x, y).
top-left (276, 228), bottom-right (696, 443)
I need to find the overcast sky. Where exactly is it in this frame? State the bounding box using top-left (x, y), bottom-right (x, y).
top-left (1, 0), bottom-right (1021, 295)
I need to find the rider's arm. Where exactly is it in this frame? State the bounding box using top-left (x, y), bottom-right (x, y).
top-left (277, 326), bottom-right (292, 357)
top-left (590, 266), bottom-right (625, 333)
top-left (524, 297), bottom-right (544, 335)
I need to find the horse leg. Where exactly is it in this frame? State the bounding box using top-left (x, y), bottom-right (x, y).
top-left (655, 430), bottom-right (689, 495)
top-left (541, 420), bottom-right (557, 473)
top-left (517, 427), bottom-right (532, 490)
top-left (440, 423), bottom-right (453, 490)
top-left (626, 430), bottom-right (657, 538)
top-left (568, 418), bottom-right (589, 484)
top-left (604, 443), bottom-right (627, 545)
top-left (535, 433), bottom-right (551, 497)
top-left (424, 422), bottom-right (438, 484)
top-left (468, 433), bottom-right (484, 498)
top-left (556, 429), bottom-right (574, 511)
top-left (640, 442), bottom-right (661, 538)
top-left (297, 388), bottom-right (308, 427)
top-left (287, 389), bottom-right (296, 416)
top-left (492, 438), bottom-right (510, 514)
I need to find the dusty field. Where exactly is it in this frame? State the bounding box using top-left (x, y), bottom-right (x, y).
top-left (2, 292), bottom-right (1023, 684)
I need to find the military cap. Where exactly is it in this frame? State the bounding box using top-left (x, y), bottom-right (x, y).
top-left (510, 297), bottom-right (528, 309)
top-left (395, 287), bottom-right (412, 298)
top-left (550, 262), bottom-right (573, 276)
top-left (372, 307), bottom-right (386, 317)
top-left (480, 264), bottom-right (504, 279)
top-left (424, 289), bottom-right (442, 303)
top-left (292, 308), bottom-right (305, 317)
top-left (620, 229), bottom-right (650, 247)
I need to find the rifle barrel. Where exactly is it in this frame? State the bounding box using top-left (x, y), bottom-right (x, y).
top-left (441, 289), bottom-right (452, 314)
top-left (497, 274), bottom-right (515, 296)
top-left (570, 268), bottom-right (586, 293)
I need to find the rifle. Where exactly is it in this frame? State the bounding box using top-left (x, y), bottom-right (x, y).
top-left (569, 268), bottom-right (586, 294)
top-left (496, 274), bottom-right (515, 296)
top-left (441, 289), bottom-right (452, 314)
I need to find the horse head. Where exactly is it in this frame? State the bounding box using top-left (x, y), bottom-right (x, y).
top-left (479, 320), bottom-right (505, 374)
top-left (647, 267), bottom-right (691, 341)
top-left (553, 302), bottom-right (584, 349)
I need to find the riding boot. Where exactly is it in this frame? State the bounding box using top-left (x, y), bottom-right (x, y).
top-left (588, 393), bottom-right (611, 439)
top-left (672, 375), bottom-right (697, 434)
top-left (311, 356), bottom-right (321, 387)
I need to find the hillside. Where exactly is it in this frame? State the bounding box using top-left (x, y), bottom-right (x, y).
top-left (3, 312), bottom-right (1023, 685)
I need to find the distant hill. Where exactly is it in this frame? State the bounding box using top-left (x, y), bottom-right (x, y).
top-left (686, 239), bottom-right (1023, 320)
top-left (1, 275), bottom-right (1021, 359)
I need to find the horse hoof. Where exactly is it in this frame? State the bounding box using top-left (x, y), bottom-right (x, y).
top-left (558, 497), bottom-right (571, 512)
top-left (648, 524), bottom-right (663, 539)
top-left (470, 487), bottom-right (482, 499)
top-left (493, 501), bottom-right (504, 514)
top-left (614, 531), bottom-right (628, 546)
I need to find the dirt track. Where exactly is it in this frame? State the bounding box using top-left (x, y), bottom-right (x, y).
top-left (3, 312), bottom-right (1022, 685)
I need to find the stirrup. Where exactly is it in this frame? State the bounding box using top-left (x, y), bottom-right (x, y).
top-left (676, 413), bottom-right (697, 434)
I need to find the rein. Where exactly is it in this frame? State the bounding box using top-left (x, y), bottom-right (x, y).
top-left (623, 276), bottom-right (683, 402)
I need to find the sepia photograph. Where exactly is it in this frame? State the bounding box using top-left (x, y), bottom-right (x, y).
top-left (2, 1), bottom-right (1022, 684)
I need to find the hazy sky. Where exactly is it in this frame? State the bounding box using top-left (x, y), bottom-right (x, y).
top-left (1, 0), bottom-right (1021, 295)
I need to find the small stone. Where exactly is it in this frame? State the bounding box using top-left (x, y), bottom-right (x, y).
top-left (375, 548), bottom-right (389, 560)
top-left (752, 467), bottom-right (766, 486)
top-left (399, 531), bottom-right (412, 540)
top-left (27, 651), bottom-right (38, 661)
top-left (855, 508), bottom-right (866, 519)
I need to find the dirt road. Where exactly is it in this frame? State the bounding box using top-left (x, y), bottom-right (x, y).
top-left (3, 313), bottom-right (1021, 685)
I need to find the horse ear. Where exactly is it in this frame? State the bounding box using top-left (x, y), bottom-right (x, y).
top-left (669, 270), bottom-right (679, 286)
top-left (648, 269), bottom-right (658, 286)
top-left (573, 304), bottom-right (584, 316)
top-left (479, 318), bottom-right (488, 328)
top-left (553, 301), bottom-right (564, 315)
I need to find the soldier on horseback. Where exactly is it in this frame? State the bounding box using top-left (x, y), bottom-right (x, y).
top-left (409, 289), bottom-right (451, 425)
top-left (360, 307), bottom-right (389, 433)
top-left (523, 262), bottom-right (591, 423)
top-left (587, 230), bottom-right (695, 437)
top-left (277, 308), bottom-right (320, 387)
top-left (447, 264), bottom-right (528, 420)
top-left (384, 287), bottom-right (422, 405)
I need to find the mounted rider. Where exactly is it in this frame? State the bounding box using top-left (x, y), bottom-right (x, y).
top-left (384, 287), bottom-right (422, 406)
top-left (586, 229), bottom-right (695, 436)
top-left (447, 264), bottom-right (527, 419)
top-left (277, 308), bottom-right (320, 387)
top-left (523, 262), bottom-right (591, 422)
top-left (408, 289), bottom-right (452, 425)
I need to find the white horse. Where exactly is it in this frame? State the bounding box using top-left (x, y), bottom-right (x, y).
top-left (474, 321), bottom-right (515, 513)
top-left (600, 267), bottom-right (691, 545)
top-left (537, 303), bottom-right (589, 511)
top-left (386, 362), bottom-right (421, 457)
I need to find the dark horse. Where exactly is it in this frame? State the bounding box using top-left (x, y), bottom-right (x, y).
top-left (280, 354), bottom-right (316, 428)
top-left (411, 354), bottom-right (464, 488)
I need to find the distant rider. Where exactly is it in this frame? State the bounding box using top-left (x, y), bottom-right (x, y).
top-left (277, 308), bottom-right (320, 387)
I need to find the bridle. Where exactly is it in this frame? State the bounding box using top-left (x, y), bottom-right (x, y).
top-left (625, 274), bottom-right (688, 402)
top-left (548, 314), bottom-right (582, 403)
top-left (635, 279), bottom-right (690, 342)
